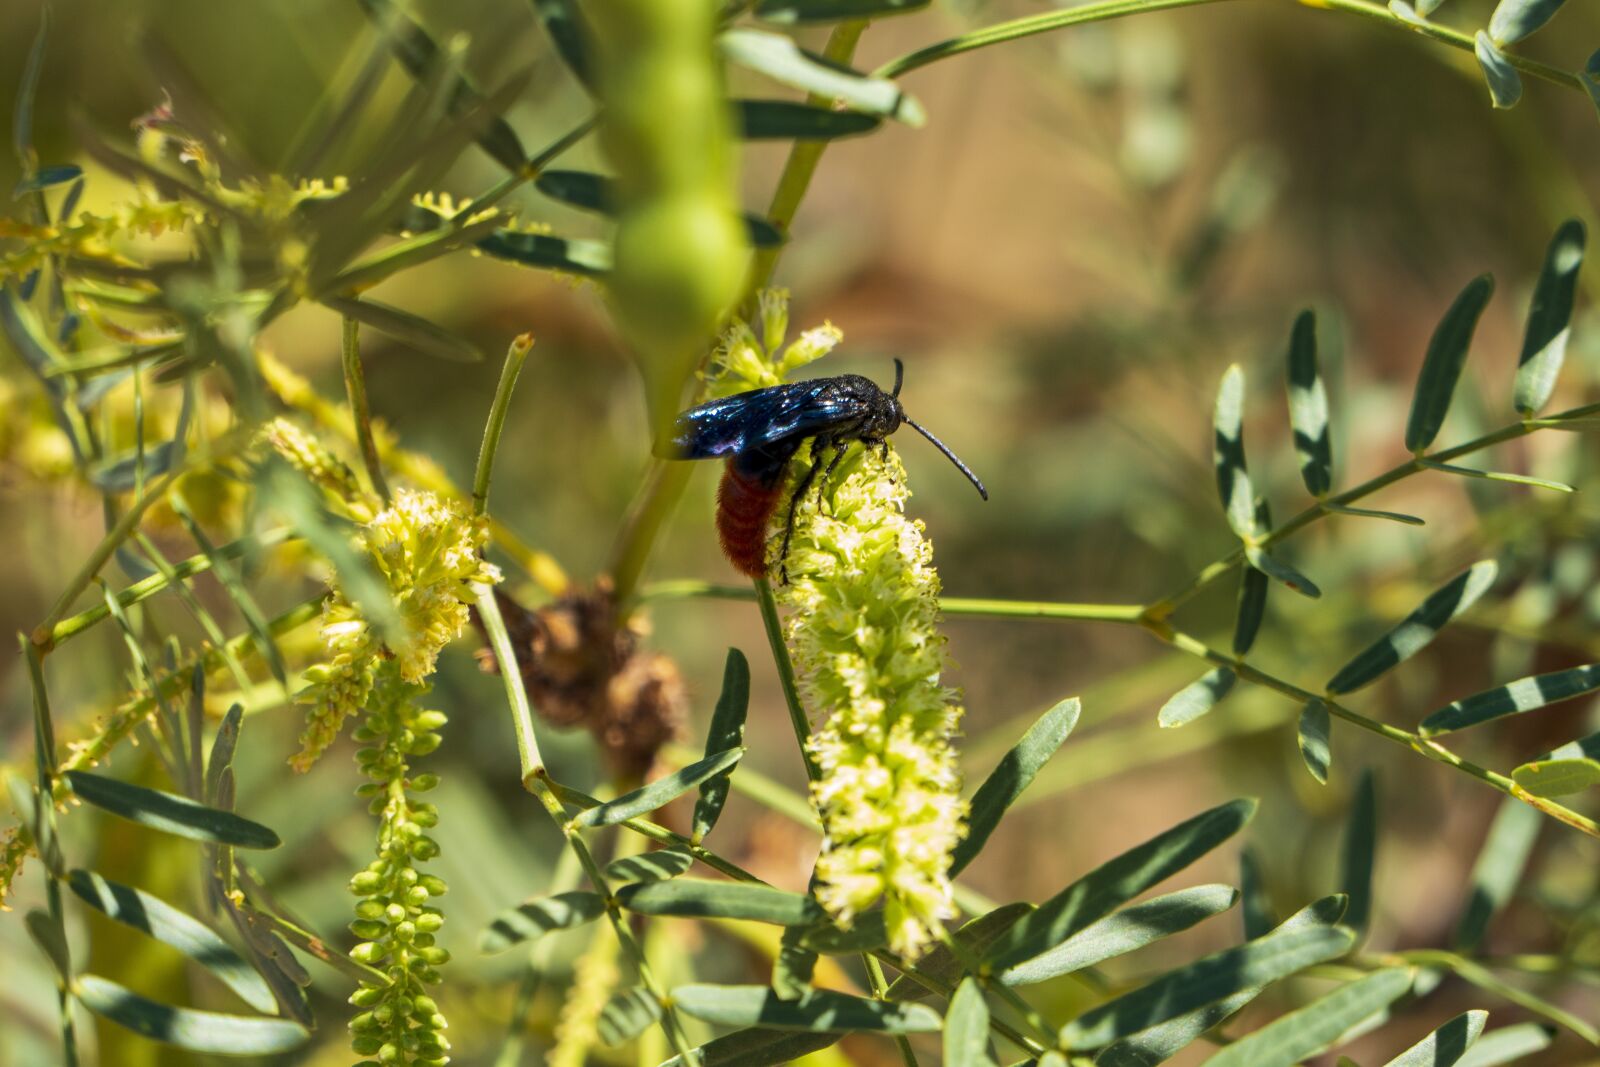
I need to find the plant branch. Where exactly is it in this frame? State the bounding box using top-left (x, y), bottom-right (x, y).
top-left (340, 315), bottom-right (390, 502)
top-left (473, 333), bottom-right (534, 517)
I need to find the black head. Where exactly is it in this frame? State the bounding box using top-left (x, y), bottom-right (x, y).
top-left (886, 358), bottom-right (988, 501)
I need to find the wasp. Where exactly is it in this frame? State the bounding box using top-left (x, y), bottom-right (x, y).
top-left (659, 359), bottom-right (987, 580)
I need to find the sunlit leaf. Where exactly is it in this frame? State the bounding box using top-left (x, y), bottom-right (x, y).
top-left (1420, 663), bottom-right (1600, 735)
top-left (1456, 1023), bottom-right (1554, 1067)
top-left (479, 890), bottom-right (605, 953)
top-left (1454, 799), bottom-right (1540, 953)
top-left (574, 747), bottom-right (744, 827)
top-left (1298, 700), bottom-right (1331, 784)
top-left (1324, 503), bottom-right (1425, 526)
top-left (1159, 669), bottom-right (1236, 729)
top-left (1420, 459), bottom-right (1572, 493)
top-left (1284, 309), bottom-right (1332, 496)
top-left (205, 703), bottom-right (243, 808)
top-left (1489, 0), bottom-right (1569, 45)
top-left (1473, 32), bottom-right (1523, 108)
top-left (755, 0), bottom-right (930, 23)
top-left (68, 870), bottom-right (275, 1013)
top-left (25, 909), bottom-right (71, 980)
top-left (1325, 561), bottom-right (1498, 694)
top-left (1405, 274), bottom-right (1494, 452)
top-left (74, 975), bottom-right (308, 1054)
top-left (1511, 757), bottom-right (1600, 797)
top-left (1213, 364), bottom-right (1257, 540)
top-left (734, 99), bottom-right (881, 140)
top-left (1383, 1010), bottom-right (1489, 1067)
top-left (64, 771), bottom-right (279, 849)
top-left (618, 878), bottom-right (822, 926)
top-left (656, 1028), bottom-right (841, 1067)
top-left (721, 30), bottom-right (924, 125)
top-left (983, 798), bottom-right (1256, 971)
top-left (673, 984), bottom-right (942, 1033)
top-left (885, 902), bottom-right (1034, 1000)
top-left (1239, 847), bottom-right (1275, 939)
top-left (1094, 990), bottom-right (1259, 1066)
top-left (1340, 769), bottom-right (1377, 939)
top-left (1245, 545), bottom-right (1322, 599)
top-left (944, 978), bottom-right (995, 1067)
top-left (598, 987), bottom-right (661, 1046)
top-left (604, 847), bottom-right (694, 887)
top-left (1204, 968), bottom-right (1412, 1066)
top-left (694, 649), bottom-right (751, 841)
top-left (1058, 924), bottom-right (1357, 1048)
top-left (953, 697), bottom-right (1080, 874)
top-left (1001, 884), bottom-right (1237, 986)
top-left (1514, 219), bottom-right (1585, 415)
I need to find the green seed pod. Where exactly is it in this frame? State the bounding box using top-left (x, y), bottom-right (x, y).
top-left (349, 986), bottom-right (384, 1008)
top-left (409, 773), bottom-right (440, 791)
top-left (348, 919), bottom-right (386, 940)
top-left (351, 1034), bottom-right (383, 1056)
top-left (349, 871), bottom-right (383, 895)
top-left (591, 0), bottom-right (750, 433)
top-left (418, 875), bottom-right (447, 896)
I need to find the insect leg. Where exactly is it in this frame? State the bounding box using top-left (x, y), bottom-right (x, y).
top-left (777, 438), bottom-right (827, 584)
top-left (817, 439), bottom-right (849, 510)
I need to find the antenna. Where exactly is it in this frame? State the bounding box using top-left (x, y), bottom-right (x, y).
top-left (903, 415), bottom-right (988, 500)
top-left (891, 357), bottom-right (904, 398)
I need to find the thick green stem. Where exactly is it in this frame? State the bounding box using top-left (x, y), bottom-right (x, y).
top-left (473, 333), bottom-right (534, 517)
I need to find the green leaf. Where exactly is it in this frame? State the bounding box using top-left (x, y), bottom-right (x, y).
top-left (952, 697), bottom-right (1081, 875)
top-left (1159, 669), bottom-right (1236, 729)
top-left (774, 926), bottom-right (819, 997)
top-left (1245, 544), bottom-right (1322, 599)
top-left (656, 1028), bottom-right (841, 1067)
top-left (598, 987), bottom-right (661, 1046)
top-left (536, 170), bottom-right (784, 247)
top-left (322, 296), bottom-right (482, 363)
top-left (13, 164), bottom-right (83, 198)
top-left (721, 30), bottom-right (924, 126)
top-left (1213, 364), bottom-right (1257, 540)
top-left (1420, 458), bottom-right (1573, 493)
top-left (755, 0), bottom-right (930, 23)
top-left (1203, 968), bottom-right (1413, 1067)
top-left (1325, 561), bottom-right (1498, 694)
top-left (674, 984), bottom-right (943, 1033)
top-left (1584, 50), bottom-right (1600, 122)
top-left (945, 979), bottom-right (996, 1067)
top-left (604, 847), bottom-right (694, 887)
top-left (1454, 798), bottom-right (1540, 953)
top-left (618, 878), bottom-right (822, 926)
top-left (1514, 219), bottom-right (1585, 415)
top-left (1058, 924), bottom-right (1357, 1048)
top-left (1405, 274), bottom-right (1494, 452)
top-left (1455, 1024), bottom-right (1555, 1067)
top-left (12, 8), bottom-right (48, 172)
top-left (1298, 700), bottom-right (1332, 784)
top-left (1001, 884), bottom-right (1238, 986)
top-left (1234, 554), bottom-right (1270, 656)
top-left (574, 747), bottom-right (744, 827)
top-left (1473, 32), bottom-right (1523, 108)
top-left (1239, 847), bottom-right (1275, 939)
top-left (1286, 309), bottom-right (1332, 496)
top-left (479, 890), bottom-right (605, 953)
top-left (694, 649), bottom-right (751, 841)
top-left (1094, 990), bottom-right (1259, 1066)
top-left (1382, 1010), bottom-right (1489, 1067)
top-left (64, 771), bottom-right (279, 849)
top-left (205, 703), bottom-right (243, 808)
top-left (1489, 0), bottom-right (1569, 45)
top-left (1510, 757), bottom-right (1600, 797)
top-left (1420, 663), bottom-right (1600, 736)
top-left (26, 908), bottom-right (71, 980)
top-left (983, 798), bottom-right (1256, 971)
top-left (884, 903), bottom-right (1035, 1001)
top-left (73, 975), bottom-right (308, 1055)
top-left (532, 0), bottom-right (595, 90)
top-left (474, 229), bottom-right (612, 276)
top-left (1324, 503), bottom-right (1426, 526)
top-left (1340, 769), bottom-right (1377, 939)
top-left (734, 99), bottom-right (881, 140)
top-left (68, 870), bottom-right (275, 1013)
top-left (799, 911), bottom-right (889, 955)
top-left (1544, 730), bottom-right (1600, 762)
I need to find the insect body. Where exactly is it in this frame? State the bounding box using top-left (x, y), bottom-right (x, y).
top-left (661, 360), bottom-right (987, 579)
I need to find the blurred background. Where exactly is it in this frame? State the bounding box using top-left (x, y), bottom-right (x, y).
top-left (2, 0), bottom-right (1600, 1063)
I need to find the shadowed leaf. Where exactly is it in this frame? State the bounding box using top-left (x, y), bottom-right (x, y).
top-left (1341, 769), bottom-right (1377, 938)
top-left (13, 164), bottom-right (82, 198)
top-left (1421, 663), bottom-right (1600, 736)
top-left (1286, 309), bottom-right (1332, 496)
top-left (1454, 799), bottom-right (1540, 953)
top-left (1234, 555), bottom-right (1270, 655)
top-left (1455, 1023), bottom-right (1554, 1067)
top-left (885, 902), bottom-right (1035, 1000)
top-left (604, 847), bottom-right (693, 887)
top-left (1094, 989), bottom-right (1259, 1065)
top-left (536, 170), bottom-right (785, 246)
top-left (74, 975), bottom-right (308, 1054)
top-left (1515, 219), bottom-right (1585, 415)
top-left (64, 771), bottom-right (279, 849)
top-left (1406, 274), bottom-right (1494, 452)
top-left (479, 890), bottom-right (605, 953)
top-left (952, 697), bottom-right (1080, 875)
top-left (1204, 968), bottom-right (1412, 1067)
top-left (1240, 847), bottom-right (1275, 939)
top-left (655, 1028), bottom-right (841, 1067)
top-left (322, 296), bottom-right (482, 363)
top-left (1383, 1010), bottom-right (1489, 1067)
top-left (755, 0), bottom-right (930, 23)
top-left (1326, 562), bottom-right (1497, 694)
top-left (532, 0), bottom-right (595, 90)
top-left (1246, 545), bottom-right (1322, 599)
top-left (574, 747), bottom-right (744, 827)
top-left (25, 909), bottom-right (71, 980)
top-left (1298, 700), bottom-right (1331, 784)
top-left (735, 99), bottom-right (881, 140)
top-left (1213, 364), bottom-right (1257, 540)
top-left (598, 987), bottom-right (661, 1046)
top-left (694, 649), bottom-right (751, 840)
top-left (618, 879), bottom-right (822, 926)
top-left (673, 984), bottom-right (942, 1033)
top-left (474, 229), bottom-right (611, 275)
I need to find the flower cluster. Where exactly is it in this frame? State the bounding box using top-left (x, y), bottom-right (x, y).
top-left (346, 668), bottom-right (452, 1067)
top-left (778, 445), bottom-right (967, 959)
top-left (293, 489), bottom-right (498, 771)
top-left (702, 287), bottom-right (841, 397)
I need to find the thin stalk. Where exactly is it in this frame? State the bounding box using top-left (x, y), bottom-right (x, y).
top-left (755, 577), bottom-right (821, 782)
top-left (642, 578), bottom-right (1146, 623)
top-left (874, 0), bottom-right (1582, 98)
top-left (473, 333), bottom-right (534, 517)
top-left (340, 315), bottom-right (390, 502)
top-left (476, 588), bottom-right (544, 784)
top-left (24, 640), bottom-right (78, 1067)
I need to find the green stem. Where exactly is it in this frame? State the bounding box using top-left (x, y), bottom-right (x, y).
top-left (341, 315), bottom-right (390, 502)
top-left (755, 577), bottom-right (821, 782)
top-left (23, 640), bottom-right (78, 1067)
top-left (874, 0), bottom-right (1582, 97)
top-left (643, 578), bottom-right (1145, 623)
top-left (473, 333), bottom-right (535, 517)
top-left (475, 588), bottom-right (544, 784)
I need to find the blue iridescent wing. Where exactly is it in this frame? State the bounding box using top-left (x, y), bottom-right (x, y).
top-left (662, 380), bottom-right (867, 459)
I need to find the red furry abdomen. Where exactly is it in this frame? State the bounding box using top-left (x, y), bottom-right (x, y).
top-left (717, 462), bottom-right (783, 578)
